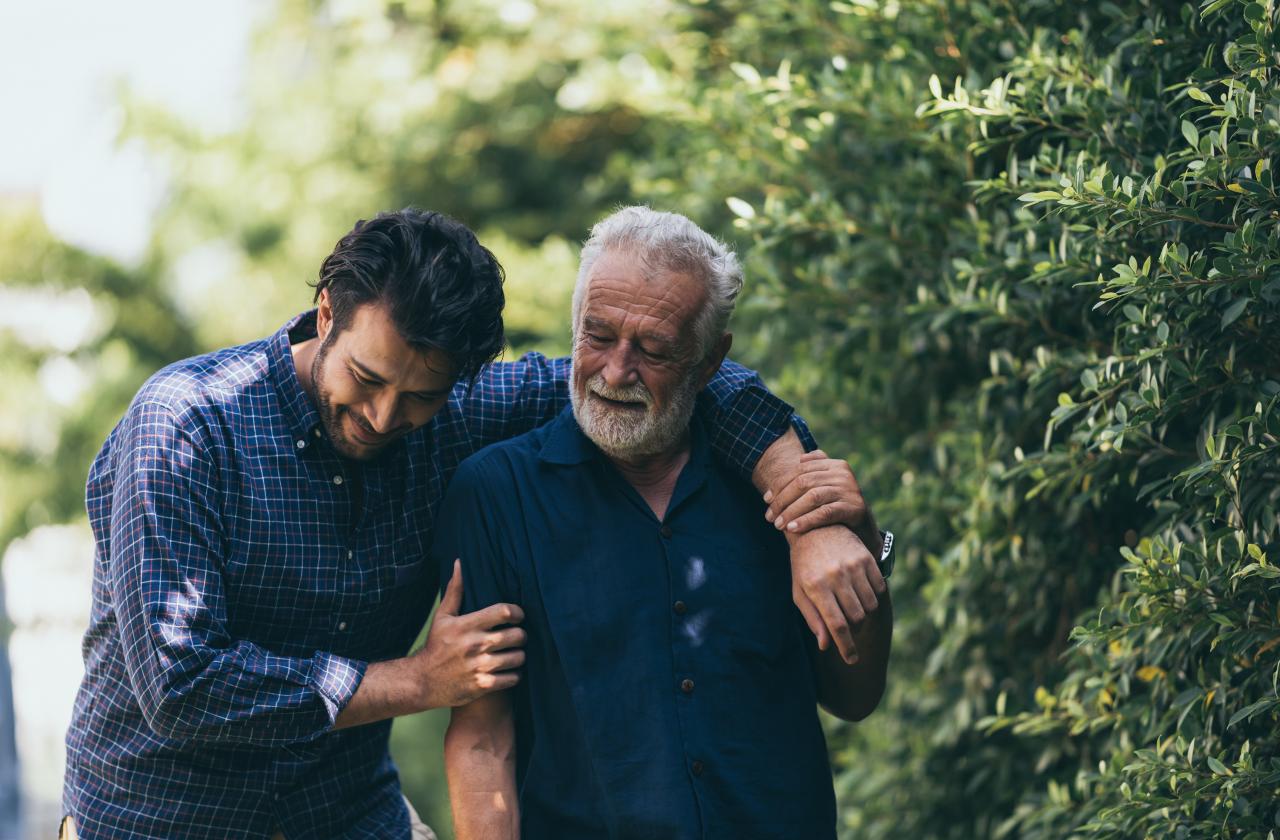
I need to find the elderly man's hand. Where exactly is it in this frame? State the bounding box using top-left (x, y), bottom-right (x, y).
top-left (787, 525), bottom-right (885, 664)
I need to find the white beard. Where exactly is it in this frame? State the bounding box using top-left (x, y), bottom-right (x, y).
top-left (570, 369), bottom-right (700, 459)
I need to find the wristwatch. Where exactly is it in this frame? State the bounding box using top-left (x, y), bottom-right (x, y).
top-left (877, 530), bottom-right (895, 580)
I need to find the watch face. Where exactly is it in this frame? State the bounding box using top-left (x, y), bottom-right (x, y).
top-left (879, 530), bottom-right (895, 579)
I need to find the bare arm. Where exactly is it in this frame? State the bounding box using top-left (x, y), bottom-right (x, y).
top-left (335, 562), bottom-right (526, 730)
top-left (816, 587), bottom-right (893, 721)
top-left (446, 692), bottom-right (520, 840)
top-left (752, 431), bottom-right (885, 663)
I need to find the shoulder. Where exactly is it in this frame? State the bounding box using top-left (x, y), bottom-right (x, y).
top-left (128, 338), bottom-right (274, 436)
top-left (449, 424), bottom-right (549, 492)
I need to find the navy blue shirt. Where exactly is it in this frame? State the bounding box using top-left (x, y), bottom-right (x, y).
top-left (65, 312), bottom-right (813, 840)
top-left (433, 407), bottom-right (836, 840)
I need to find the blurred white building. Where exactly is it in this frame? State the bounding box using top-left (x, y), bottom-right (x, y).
top-left (1, 524), bottom-right (95, 839)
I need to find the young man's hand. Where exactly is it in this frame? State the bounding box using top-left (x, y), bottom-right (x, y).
top-left (764, 450), bottom-right (879, 550)
top-left (417, 561), bottom-right (526, 709)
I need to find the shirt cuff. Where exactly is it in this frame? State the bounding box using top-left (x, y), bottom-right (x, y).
top-left (309, 651), bottom-right (368, 725)
top-left (789, 413), bottom-right (819, 453)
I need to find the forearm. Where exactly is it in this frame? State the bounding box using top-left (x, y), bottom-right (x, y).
top-left (446, 698), bottom-right (519, 840)
top-left (333, 656), bottom-right (431, 730)
top-left (816, 588), bottom-right (893, 721)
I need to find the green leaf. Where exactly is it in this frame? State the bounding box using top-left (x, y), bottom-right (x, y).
top-left (1156, 321), bottom-right (1170, 342)
top-left (730, 62), bottom-right (762, 85)
top-left (1186, 86), bottom-right (1213, 104)
top-left (1017, 191), bottom-right (1062, 203)
top-left (725, 197), bottom-right (756, 220)
top-left (1227, 699), bottom-right (1275, 728)
top-left (1207, 756), bottom-right (1230, 775)
top-left (1220, 298), bottom-right (1248, 329)
top-left (1123, 304), bottom-right (1143, 323)
top-left (1181, 119), bottom-right (1200, 148)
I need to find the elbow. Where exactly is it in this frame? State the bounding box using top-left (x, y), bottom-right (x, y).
top-left (139, 686), bottom-right (200, 740)
top-left (820, 679), bottom-right (887, 723)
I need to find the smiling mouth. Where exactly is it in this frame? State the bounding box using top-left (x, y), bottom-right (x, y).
top-left (592, 393), bottom-right (647, 410)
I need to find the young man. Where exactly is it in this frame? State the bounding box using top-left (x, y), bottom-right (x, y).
top-left (63, 209), bottom-right (882, 838)
top-left (439, 207), bottom-right (894, 839)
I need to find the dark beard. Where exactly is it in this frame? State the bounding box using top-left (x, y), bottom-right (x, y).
top-left (310, 333), bottom-right (369, 461)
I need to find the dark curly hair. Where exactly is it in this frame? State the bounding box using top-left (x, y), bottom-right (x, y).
top-left (312, 209), bottom-right (506, 383)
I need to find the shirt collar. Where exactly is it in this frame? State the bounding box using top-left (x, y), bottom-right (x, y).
top-left (267, 310), bottom-right (325, 442)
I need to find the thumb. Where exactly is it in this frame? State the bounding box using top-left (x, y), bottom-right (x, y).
top-left (439, 559), bottom-right (464, 616)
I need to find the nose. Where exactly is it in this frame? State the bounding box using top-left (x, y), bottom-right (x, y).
top-left (600, 342), bottom-right (640, 388)
top-left (364, 390), bottom-right (402, 434)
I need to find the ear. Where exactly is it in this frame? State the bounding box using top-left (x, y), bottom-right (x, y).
top-left (696, 332), bottom-right (733, 390)
top-left (316, 288), bottom-right (334, 341)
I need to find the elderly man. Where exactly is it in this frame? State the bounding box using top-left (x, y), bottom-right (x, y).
top-left (436, 207), bottom-right (894, 839)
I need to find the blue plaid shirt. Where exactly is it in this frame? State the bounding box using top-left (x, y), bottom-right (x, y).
top-left (64, 311), bottom-right (812, 839)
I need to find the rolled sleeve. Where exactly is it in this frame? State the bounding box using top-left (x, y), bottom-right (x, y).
top-left (700, 359), bottom-right (818, 478)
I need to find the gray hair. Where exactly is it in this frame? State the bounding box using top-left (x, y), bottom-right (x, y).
top-left (572, 206), bottom-right (744, 360)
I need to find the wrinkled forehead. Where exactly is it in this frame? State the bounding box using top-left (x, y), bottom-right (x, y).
top-left (579, 249), bottom-right (707, 336)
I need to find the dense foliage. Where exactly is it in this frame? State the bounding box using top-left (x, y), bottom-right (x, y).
top-left (4, 0), bottom-right (1277, 837)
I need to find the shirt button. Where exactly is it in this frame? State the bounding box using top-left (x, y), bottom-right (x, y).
top-left (295, 439), bottom-right (306, 450)
top-left (680, 678), bottom-right (695, 695)
top-left (691, 760), bottom-right (705, 777)
top-left (337, 621), bottom-right (348, 631)
top-left (332, 475), bottom-right (344, 485)
top-left (313, 428), bottom-right (322, 438)
top-left (673, 600), bottom-right (687, 615)
top-left (347, 550), bottom-right (354, 560)
top-left (660, 525), bottom-right (673, 539)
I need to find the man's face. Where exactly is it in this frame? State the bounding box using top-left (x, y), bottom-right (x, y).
top-left (570, 249), bottom-right (724, 459)
top-left (311, 298), bottom-right (456, 461)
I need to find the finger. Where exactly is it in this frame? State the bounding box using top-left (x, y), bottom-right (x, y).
top-left (481, 649), bottom-right (526, 673)
top-left (799, 449), bottom-right (828, 462)
top-left (865, 554), bottom-right (887, 595)
top-left (475, 671), bottom-right (521, 694)
top-left (793, 585), bottom-right (831, 651)
top-left (776, 485), bottom-right (840, 530)
top-left (849, 566), bottom-right (880, 616)
top-left (439, 560), bottom-right (463, 615)
top-left (783, 501), bottom-right (855, 535)
top-left (480, 626), bottom-right (528, 653)
top-left (764, 469), bottom-right (822, 523)
top-left (468, 601), bottom-right (525, 629)
top-left (816, 592), bottom-right (859, 664)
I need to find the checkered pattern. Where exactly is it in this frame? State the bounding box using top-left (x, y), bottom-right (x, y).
top-left (63, 311), bottom-right (810, 839)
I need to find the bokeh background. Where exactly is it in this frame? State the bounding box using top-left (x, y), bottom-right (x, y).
top-left (2, 1), bottom-right (1277, 838)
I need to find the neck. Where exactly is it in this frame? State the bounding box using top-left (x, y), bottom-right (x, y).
top-left (606, 433), bottom-right (691, 520)
top-left (290, 336), bottom-right (319, 401)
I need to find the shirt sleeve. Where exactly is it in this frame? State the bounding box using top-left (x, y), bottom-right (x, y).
top-left (109, 400), bottom-right (366, 746)
top-left (430, 456), bottom-right (518, 616)
top-left (456, 353), bottom-right (817, 478)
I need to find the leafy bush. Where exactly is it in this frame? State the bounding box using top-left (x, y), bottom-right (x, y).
top-left (643, 0), bottom-right (1280, 835)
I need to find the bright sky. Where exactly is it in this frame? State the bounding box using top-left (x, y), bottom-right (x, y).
top-left (0, 0), bottom-right (257, 263)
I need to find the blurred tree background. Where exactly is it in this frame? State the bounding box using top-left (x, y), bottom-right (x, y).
top-left (2, 0), bottom-right (1277, 837)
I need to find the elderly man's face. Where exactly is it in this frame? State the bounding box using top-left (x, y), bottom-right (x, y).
top-left (571, 249), bottom-right (722, 459)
